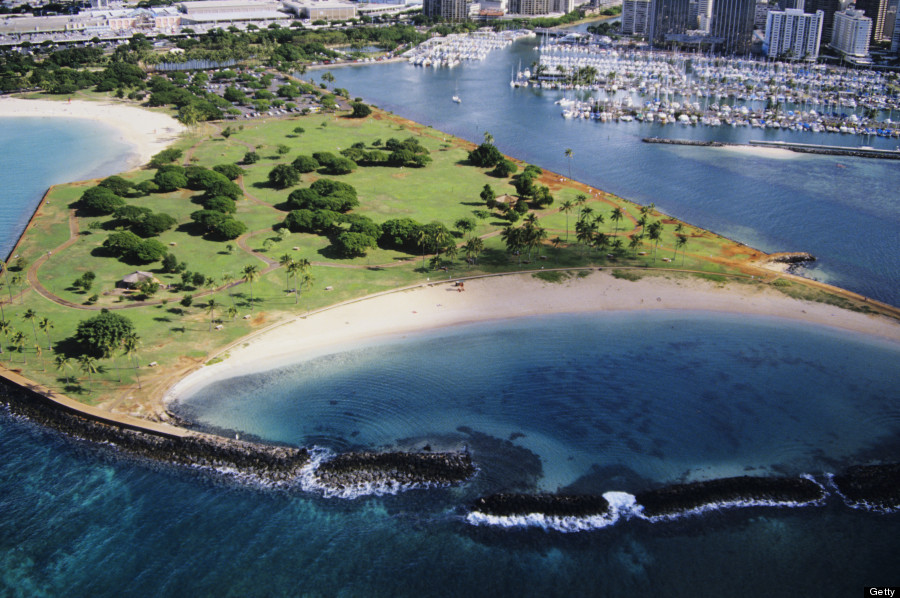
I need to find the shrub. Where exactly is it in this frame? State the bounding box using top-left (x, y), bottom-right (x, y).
top-left (129, 239), bottom-right (168, 263)
top-left (133, 212), bottom-right (177, 237)
top-left (81, 187), bottom-right (125, 214)
top-left (291, 155), bottom-right (319, 173)
top-left (75, 309), bottom-right (135, 357)
top-left (149, 148), bottom-right (183, 168)
top-left (268, 164), bottom-right (300, 189)
top-left (153, 170), bottom-right (188, 192)
top-left (213, 163), bottom-right (243, 180)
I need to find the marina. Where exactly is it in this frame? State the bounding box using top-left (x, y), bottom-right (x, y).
top-left (404, 29), bottom-right (534, 68)
top-left (515, 41), bottom-right (900, 138)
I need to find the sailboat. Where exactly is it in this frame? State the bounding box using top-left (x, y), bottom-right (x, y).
top-left (452, 81), bottom-right (461, 103)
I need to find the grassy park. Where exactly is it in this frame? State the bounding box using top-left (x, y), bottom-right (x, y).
top-left (0, 104), bottom-right (881, 415)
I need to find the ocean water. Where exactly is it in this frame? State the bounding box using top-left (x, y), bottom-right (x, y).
top-left (328, 38), bottom-right (900, 306)
top-left (3, 312), bottom-right (900, 596)
top-left (0, 117), bottom-right (133, 260)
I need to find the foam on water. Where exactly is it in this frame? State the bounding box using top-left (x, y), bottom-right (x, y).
top-left (466, 491), bottom-right (638, 532)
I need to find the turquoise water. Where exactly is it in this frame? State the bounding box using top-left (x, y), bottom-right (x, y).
top-left (328, 38), bottom-right (900, 306)
top-left (0, 117), bottom-right (133, 259)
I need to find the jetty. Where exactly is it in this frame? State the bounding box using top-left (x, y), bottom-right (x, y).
top-left (642, 137), bottom-right (900, 160)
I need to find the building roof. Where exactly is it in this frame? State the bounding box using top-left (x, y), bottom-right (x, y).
top-left (121, 271), bottom-right (157, 284)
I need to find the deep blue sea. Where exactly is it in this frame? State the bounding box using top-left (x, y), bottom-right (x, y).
top-left (2, 55), bottom-right (900, 596)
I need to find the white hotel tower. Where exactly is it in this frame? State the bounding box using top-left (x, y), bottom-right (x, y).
top-left (763, 7), bottom-right (825, 59)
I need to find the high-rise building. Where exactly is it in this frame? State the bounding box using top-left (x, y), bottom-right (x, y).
top-left (892, 7), bottom-right (900, 50)
top-left (764, 7), bottom-right (824, 58)
top-left (710, 0), bottom-right (757, 53)
top-left (623, 0), bottom-right (653, 33)
top-left (806, 0), bottom-right (843, 42)
top-left (831, 7), bottom-right (872, 55)
top-left (854, 0), bottom-right (890, 41)
top-left (649, 0), bottom-right (694, 44)
top-left (424, 0), bottom-right (469, 20)
top-left (698, 0), bottom-right (714, 28)
top-left (508, 0), bottom-right (551, 13)
top-left (755, 0), bottom-right (773, 28)
top-left (552, 0), bottom-right (575, 13)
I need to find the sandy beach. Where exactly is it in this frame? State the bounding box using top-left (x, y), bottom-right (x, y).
top-left (0, 97), bottom-right (185, 170)
top-left (165, 270), bottom-right (900, 403)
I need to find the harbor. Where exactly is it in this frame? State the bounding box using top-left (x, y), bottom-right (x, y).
top-left (404, 29), bottom-right (534, 68)
top-left (514, 41), bottom-right (900, 138)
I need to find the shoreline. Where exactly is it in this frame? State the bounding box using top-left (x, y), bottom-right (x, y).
top-left (0, 97), bottom-right (185, 171)
top-left (164, 270), bottom-right (900, 405)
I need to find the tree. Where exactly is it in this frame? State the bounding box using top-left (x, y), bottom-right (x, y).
top-left (491, 159), bottom-right (517, 178)
top-left (38, 317), bottom-right (53, 350)
top-left (75, 310), bottom-right (135, 358)
top-left (500, 226), bottom-right (524, 264)
top-left (646, 221), bottom-right (663, 262)
top-left (334, 231), bottom-right (377, 258)
top-left (464, 236), bottom-right (484, 266)
top-left (131, 239), bottom-right (168, 264)
top-left (149, 148), bottom-right (183, 168)
top-left (133, 212), bottom-right (177, 237)
top-left (629, 234), bottom-right (644, 257)
top-left (480, 184), bottom-right (496, 208)
top-left (206, 298), bottom-right (218, 332)
top-left (268, 164), bottom-right (300, 189)
top-left (0, 260), bottom-right (6, 320)
top-left (292, 155), bottom-right (319, 173)
top-left (78, 354), bottom-right (98, 392)
top-left (122, 332), bottom-right (141, 389)
top-left (242, 264), bottom-right (260, 310)
top-left (55, 354), bottom-right (74, 385)
top-left (455, 218), bottom-right (476, 236)
top-left (11, 331), bottom-right (26, 363)
top-left (279, 254), bottom-right (294, 291)
top-left (350, 102), bottom-right (371, 118)
top-left (560, 199), bottom-right (574, 242)
top-left (22, 308), bottom-right (38, 348)
top-left (565, 148), bottom-right (573, 179)
top-left (243, 151), bottom-right (260, 165)
top-left (287, 258), bottom-right (311, 305)
top-left (153, 170), bottom-right (188, 192)
top-left (610, 207), bottom-right (624, 237)
top-left (468, 143), bottom-right (503, 168)
top-left (80, 186), bottom-right (125, 214)
top-left (483, 131), bottom-right (494, 145)
top-left (213, 163), bottom-right (243, 180)
top-left (99, 175), bottom-right (134, 196)
top-left (676, 234), bottom-right (689, 266)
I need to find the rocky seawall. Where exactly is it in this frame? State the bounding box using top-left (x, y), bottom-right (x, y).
top-left (833, 463), bottom-right (900, 512)
top-left (472, 493), bottom-right (611, 518)
top-left (642, 138), bottom-right (725, 147)
top-left (634, 475), bottom-right (826, 518)
top-left (0, 374), bottom-right (476, 492)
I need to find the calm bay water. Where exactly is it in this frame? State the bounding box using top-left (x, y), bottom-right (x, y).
top-left (0, 117), bottom-right (132, 260)
top-left (1, 65), bottom-right (900, 596)
top-left (328, 37), bottom-right (900, 306)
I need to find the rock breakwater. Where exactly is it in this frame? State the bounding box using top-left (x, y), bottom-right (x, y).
top-left (635, 476), bottom-right (826, 518)
top-left (833, 463), bottom-right (900, 512)
top-left (472, 493), bottom-right (611, 518)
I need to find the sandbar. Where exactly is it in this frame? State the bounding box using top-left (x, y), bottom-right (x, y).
top-left (0, 97), bottom-right (185, 170)
top-left (165, 270), bottom-right (900, 403)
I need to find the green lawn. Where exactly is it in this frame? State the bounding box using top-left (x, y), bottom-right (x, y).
top-left (1, 105), bottom-right (801, 409)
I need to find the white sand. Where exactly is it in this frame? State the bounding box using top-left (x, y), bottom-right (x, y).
top-left (165, 271), bottom-right (900, 403)
top-left (0, 97), bottom-right (185, 170)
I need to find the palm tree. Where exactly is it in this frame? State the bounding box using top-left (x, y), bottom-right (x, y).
top-left (416, 228), bottom-right (428, 271)
top-left (227, 306), bottom-right (238, 321)
top-left (595, 232), bottom-right (610, 256)
top-left (444, 244), bottom-right (459, 266)
top-left (22, 309), bottom-right (38, 347)
top-left (0, 260), bottom-right (6, 321)
top-left (38, 317), bottom-right (53, 351)
top-left (11, 331), bottom-right (26, 363)
top-left (288, 258), bottom-right (311, 305)
top-left (241, 264), bottom-right (260, 310)
top-left (430, 226), bottom-right (450, 269)
top-left (279, 254), bottom-right (294, 291)
top-left (564, 148), bottom-right (573, 179)
top-left (206, 298), bottom-right (218, 332)
top-left (500, 226), bottom-right (523, 265)
top-left (647, 221), bottom-right (663, 262)
top-left (610, 207), bottom-right (624, 237)
top-left (78, 354), bottom-right (98, 393)
top-left (8, 274), bottom-right (23, 305)
top-left (0, 319), bottom-right (9, 357)
top-left (629, 234), bottom-right (644, 257)
top-left (464, 237), bottom-right (484, 266)
top-left (676, 234), bottom-right (689, 266)
top-left (574, 193), bottom-right (587, 208)
top-left (483, 131), bottom-right (494, 145)
top-left (560, 199), bottom-right (574, 242)
top-left (55, 354), bottom-right (74, 386)
top-left (122, 332), bottom-right (141, 390)
top-left (34, 344), bottom-right (44, 371)
top-left (550, 236), bottom-right (562, 262)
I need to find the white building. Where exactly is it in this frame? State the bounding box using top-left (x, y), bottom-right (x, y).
top-left (764, 7), bottom-right (823, 59)
top-left (178, 0), bottom-right (290, 24)
top-left (622, 0), bottom-right (652, 33)
top-left (830, 7), bottom-right (871, 56)
top-left (892, 7), bottom-right (900, 52)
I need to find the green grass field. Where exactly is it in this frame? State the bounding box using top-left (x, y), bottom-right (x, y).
top-left (1, 105), bottom-right (836, 410)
